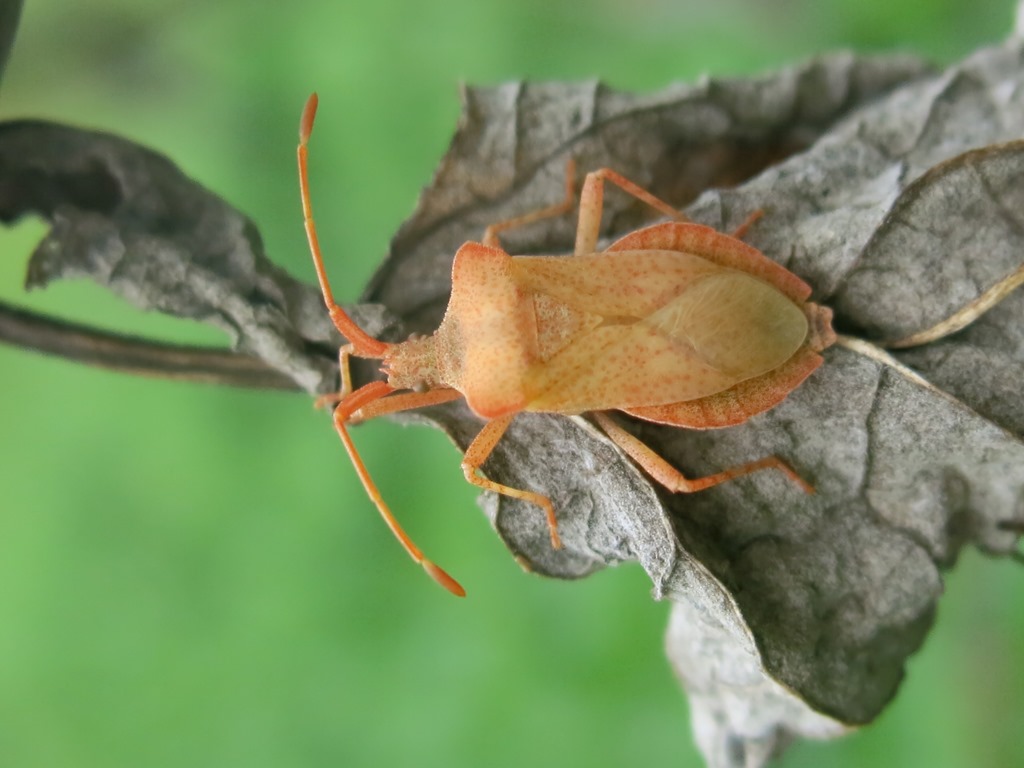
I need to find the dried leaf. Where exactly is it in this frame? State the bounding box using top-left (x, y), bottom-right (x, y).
top-left (3, 37), bottom-right (1023, 768)
top-left (360, 42), bottom-right (1024, 767)
top-left (0, 118), bottom-right (400, 392)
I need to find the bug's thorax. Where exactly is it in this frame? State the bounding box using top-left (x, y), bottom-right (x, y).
top-left (383, 242), bottom-right (539, 419)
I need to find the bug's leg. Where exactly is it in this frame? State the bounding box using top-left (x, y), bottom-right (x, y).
top-left (318, 375), bottom-right (461, 424)
top-left (461, 415), bottom-right (562, 548)
top-left (886, 260), bottom-right (1024, 348)
top-left (332, 381), bottom-right (467, 596)
top-left (481, 159), bottom-right (577, 249)
top-left (574, 168), bottom-right (687, 255)
top-left (353, 387), bottom-right (462, 420)
top-left (299, 94), bottom-right (390, 358)
top-left (313, 343), bottom-right (358, 411)
top-left (730, 209), bottom-right (765, 240)
top-left (593, 412), bottom-right (815, 495)
top-left (317, 349), bottom-right (460, 423)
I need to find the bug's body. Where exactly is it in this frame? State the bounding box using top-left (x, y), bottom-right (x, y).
top-left (398, 229), bottom-right (831, 422)
top-left (298, 94), bottom-right (835, 596)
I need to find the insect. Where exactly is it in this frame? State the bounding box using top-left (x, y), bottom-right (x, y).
top-left (298, 93), bottom-right (835, 597)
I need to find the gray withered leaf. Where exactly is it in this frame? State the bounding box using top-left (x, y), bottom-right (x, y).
top-left (640, 36), bottom-right (1024, 767)
top-left (2, 39), bottom-right (1022, 768)
top-left (360, 39), bottom-right (1024, 768)
top-left (0, 119), bottom-right (401, 393)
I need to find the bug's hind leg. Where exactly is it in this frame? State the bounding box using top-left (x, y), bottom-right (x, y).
top-left (462, 415), bottom-right (562, 548)
top-left (592, 412), bottom-right (814, 495)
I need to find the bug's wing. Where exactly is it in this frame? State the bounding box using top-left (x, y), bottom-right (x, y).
top-left (523, 271), bottom-right (808, 414)
top-left (624, 346), bottom-right (825, 428)
top-left (512, 251), bottom-right (722, 318)
top-left (606, 221), bottom-right (813, 303)
top-left (646, 271), bottom-right (808, 379)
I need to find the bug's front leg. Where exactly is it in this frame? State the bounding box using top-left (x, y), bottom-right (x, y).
top-left (481, 160), bottom-right (578, 249)
top-left (574, 168), bottom-right (767, 250)
top-left (314, 343), bottom-right (358, 412)
top-left (462, 415), bottom-right (562, 549)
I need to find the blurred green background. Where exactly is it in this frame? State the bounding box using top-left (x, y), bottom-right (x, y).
top-left (1, 1), bottom-right (1022, 766)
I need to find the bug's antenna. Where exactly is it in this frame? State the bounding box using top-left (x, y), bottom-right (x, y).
top-left (333, 380), bottom-right (466, 597)
top-left (298, 93), bottom-right (464, 597)
top-left (298, 93), bottom-right (389, 358)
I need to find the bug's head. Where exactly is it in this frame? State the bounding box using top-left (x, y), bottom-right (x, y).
top-left (379, 334), bottom-right (444, 392)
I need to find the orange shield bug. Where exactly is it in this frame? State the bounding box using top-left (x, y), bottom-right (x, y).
top-left (297, 93), bottom-right (836, 596)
